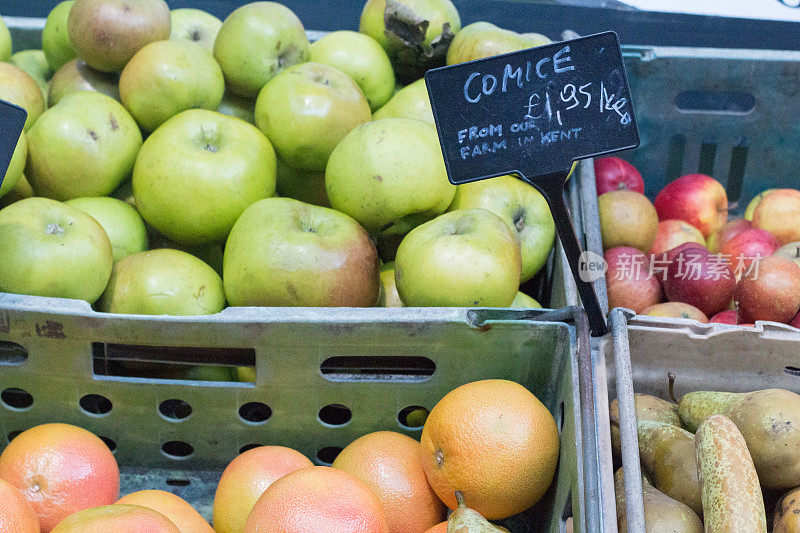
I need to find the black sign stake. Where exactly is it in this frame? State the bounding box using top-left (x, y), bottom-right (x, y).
top-left (0, 100), bottom-right (27, 192)
top-left (425, 31), bottom-right (640, 336)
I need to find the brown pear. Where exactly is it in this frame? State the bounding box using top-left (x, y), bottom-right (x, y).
top-left (447, 492), bottom-right (510, 533)
top-left (610, 393), bottom-right (680, 458)
top-left (614, 468), bottom-right (702, 533)
top-left (774, 486), bottom-right (800, 533)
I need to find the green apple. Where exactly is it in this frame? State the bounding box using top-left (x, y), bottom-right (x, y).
top-left (169, 8), bottom-right (222, 53)
top-left (372, 78), bottom-right (433, 126)
top-left (0, 175), bottom-right (34, 209)
top-left (0, 197), bottom-right (112, 303)
top-left (120, 39), bottom-right (225, 132)
top-left (48, 58), bottom-right (120, 107)
top-left (309, 30), bottom-right (395, 111)
top-left (216, 92), bottom-right (255, 124)
top-left (68, 0), bottom-right (171, 72)
top-left (447, 22), bottom-right (545, 65)
top-left (110, 179), bottom-right (135, 207)
top-left (326, 117), bottom-right (455, 234)
top-left (98, 248), bottom-right (225, 315)
top-left (65, 197), bottom-right (148, 262)
top-left (133, 109), bottom-right (277, 246)
top-left (276, 158), bottom-right (329, 207)
top-left (0, 16), bottom-right (10, 62)
top-left (214, 2), bottom-right (309, 98)
top-left (10, 50), bottom-right (53, 98)
top-left (522, 32), bottom-right (553, 46)
top-left (511, 291), bottom-right (542, 308)
top-left (378, 261), bottom-right (403, 307)
top-left (448, 175), bottom-right (555, 282)
top-left (395, 209), bottom-right (522, 307)
top-left (360, 0), bottom-right (461, 54)
top-left (0, 63), bottom-right (46, 131)
top-left (147, 227), bottom-right (224, 276)
top-left (255, 62), bottom-right (371, 171)
top-left (26, 91), bottom-right (142, 200)
top-left (0, 131), bottom-right (26, 199)
top-left (42, 1), bottom-right (76, 72)
top-left (223, 197), bottom-right (380, 307)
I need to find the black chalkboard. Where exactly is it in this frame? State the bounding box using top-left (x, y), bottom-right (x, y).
top-left (0, 100), bottom-right (27, 192)
top-left (425, 32), bottom-right (640, 336)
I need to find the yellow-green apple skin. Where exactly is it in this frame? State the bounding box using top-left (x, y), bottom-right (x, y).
top-left (98, 248), bottom-right (225, 315)
top-left (0, 63), bottom-right (46, 131)
top-left (119, 39), bottom-right (225, 132)
top-left (744, 189), bottom-right (775, 221)
top-left (216, 92), bottom-right (255, 124)
top-left (65, 197), bottom-right (148, 262)
top-left (395, 209), bottom-right (522, 307)
top-left (0, 131), bottom-right (26, 199)
top-left (0, 16), bottom-right (10, 61)
top-left (169, 8), bottom-right (222, 53)
top-left (276, 158), bottom-right (329, 207)
top-left (447, 22), bottom-right (546, 65)
top-left (511, 291), bottom-right (542, 308)
top-left (67, 0), bottom-right (171, 73)
top-left (0, 197), bottom-right (113, 303)
top-left (0, 175), bottom-right (34, 209)
top-left (223, 197), bottom-right (380, 307)
top-left (360, 0), bottom-right (461, 55)
top-left (213, 2), bottom-right (309, 98)
top-left (326, 118), bottom-right (455, 234)
top-left (48, 58), bottom-right (120, 106)
top-left (132, 109), bottom-right (277, 246)
top-left (11, 50), bottom-right (53, 98)
top-left (448, 175), bottom-right (555, 282)
top-left (378, 261), bottom-right (403, 307)
top-left (309, 30), bottom-right (395, 111)
top-left (255, 62), bottom-right (371, 172)
top-left (147, 228), bottom-right (224, 276)
top-left (42, 1), bottom-right (76, 71)
top-left (372, 78), bottom-right (433, 126)
top-left (26, 91), bottom-right (141, 201)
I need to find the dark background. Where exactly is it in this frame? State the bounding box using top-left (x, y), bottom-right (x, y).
top-left (2, 0), bottom-right (799, 50)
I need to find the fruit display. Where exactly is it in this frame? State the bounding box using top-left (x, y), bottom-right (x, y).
top-left (596, 156), bottom-right (800, 327)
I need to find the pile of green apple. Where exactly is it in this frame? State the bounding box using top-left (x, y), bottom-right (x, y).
top-left (0, 0), bottom-right (557, 316)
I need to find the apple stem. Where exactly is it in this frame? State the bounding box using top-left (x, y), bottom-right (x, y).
top-left (455, 491), bottom-right (467, 509)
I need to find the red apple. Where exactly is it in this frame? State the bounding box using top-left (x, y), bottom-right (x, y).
top-left (649, 219), bottom-right (706, 256)
top-left (640, 302), bottom-right (709, 323)
top-left (653, 174), bottom-right (728, 238)
top-left (735, 255), bottom-right (800, 324)
top-left (594, 156), bottom-right (644, 196)
top-left (710, 309), bottom-right (737, 325)
top-left (720, 228), bottom-right (778, 276)
top-left (706, 219), bottom-right (752, 254)
top-left (663, 244), bottom-right (736, 317)
top-left (604, 246), bottom-right (663, 313)
top-left (752, 188), bottom-right (800, 245)
top-left (791, 311), bottom-right (800, 329)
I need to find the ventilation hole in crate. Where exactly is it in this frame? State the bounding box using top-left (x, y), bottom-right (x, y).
top-left (99, 436), bottom-right (117, 452)
top-left (320, 356), bottom-right (435, 382)
top-left (79, 394), bottom-right (112, 416)
top-left (727, 145), bottom-right (748, 203)
top-left (665, 134), bottom-right (686, 181)
top-left (162, 441), bottom-right (194, 459)
top-left (784, 366), bottom-right (800, 377)
top-left (239, 444), bottom-right (263, 454)
top-left (166, 478), bottom-right (191, 487)
top-left (159, 399), bottom-right (192, 421)
top-left (675, 90), bottom-right (755, 115)
top-left (7, 430), bottom-right (21, 442)
top-left (1, 388), bottom-right (33, 410)
top-left (316, 446), bottom-right (343, 465)
top-left (0, 342), bottom-right (27, 365)
top-left (239, 402), bottom-right (271, 424)
top-left (318, 404), bottom-right (352, 426)
top-left (398, 406), bottom-right (429, 429)
top-left (698, 142), bottom-right (717, 176)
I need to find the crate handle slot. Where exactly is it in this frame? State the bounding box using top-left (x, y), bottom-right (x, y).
top-left (675, 90), bottom-right (755, 115)
top-left (784, 366), bottom-right (800, 377)
top-left (0, 341), bottom-right (27, 365)
top-left (320, 356), bottom-right (435, 382)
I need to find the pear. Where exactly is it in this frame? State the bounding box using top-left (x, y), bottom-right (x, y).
top-left (614, 468), bottom-right (702, 533)
top-left (447, 492), bottom-right (510, 533)
top-left (774, 486), bottom-right (800, 533)
top-left (679, 389), bottom-right (800, 490)
top-left (610, 393), bottom-right (680, 458)
top-left (637, 421), bottom-right (702, 516)
top-left (695, 414), bottom-right (766, 532)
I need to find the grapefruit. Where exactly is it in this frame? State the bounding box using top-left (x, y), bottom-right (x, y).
top-left (0, 423), bottom-right (119, 532)
top-left (419, 379), bottom-right (559, 520)
top-left (50, 504), bottom-right (178, 532)
top-left (116, 490), bottom-right (212, 533)
top-left (0, 477), bottom-right (40, 532)
top-left (332, 431), bottom-right (445, 533)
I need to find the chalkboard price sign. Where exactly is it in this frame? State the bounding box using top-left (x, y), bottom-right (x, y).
top-left (425, 32), bottom-right (640, 336)
top-left (0, 100), bottom-right (27, 192)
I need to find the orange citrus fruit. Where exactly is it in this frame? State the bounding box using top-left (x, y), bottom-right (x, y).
top-left (0, 477), bottom-right (40, 532)
top-left (117, 490), bottom-right (212, 533)
top-left (243, 466), bottom-right (389, 533)
top-left (332, 431), bottom-right (445, 533)
top-left (0, 423), bottom-right (119, 532)
top-left (423, 521), bottom-right (447, 533)
top-left (419, 379), bottom-right (559, 520)
top-left (212, 445), bottom-right (313, 533)
top-left (50, 504), bottom-right (179, 532)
